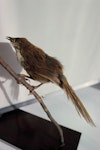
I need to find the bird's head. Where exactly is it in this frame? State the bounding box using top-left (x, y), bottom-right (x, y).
top-left (6, 37), bottom-right (28, 50)
top-left (7, 37), bottom-right (21, 49)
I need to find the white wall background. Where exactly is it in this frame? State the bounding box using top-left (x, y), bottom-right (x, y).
top-left (0, 0), bottom-right (100, 108)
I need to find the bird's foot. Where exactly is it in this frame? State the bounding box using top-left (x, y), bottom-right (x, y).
top-left (17, 74), bottom-right (30, 84)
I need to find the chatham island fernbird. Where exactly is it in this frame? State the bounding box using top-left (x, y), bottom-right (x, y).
top-left (7, 36), bottom-right (95, 126)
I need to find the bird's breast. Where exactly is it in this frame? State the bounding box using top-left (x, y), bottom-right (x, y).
top-left (16, 49), bottom-right (24, 66)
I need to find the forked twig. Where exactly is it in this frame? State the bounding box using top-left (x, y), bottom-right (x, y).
top-left (0, 56), bottom-right (64, 147)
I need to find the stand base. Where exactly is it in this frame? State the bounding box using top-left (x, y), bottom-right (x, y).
top-left (0, 109), bottom-right (81, 150)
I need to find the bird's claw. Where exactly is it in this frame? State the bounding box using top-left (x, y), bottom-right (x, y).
top-left (17, 74), bottom-right (30, 84)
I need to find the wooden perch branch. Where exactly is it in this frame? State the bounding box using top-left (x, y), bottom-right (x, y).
top-left (0, 56), bottom-right (64, 147)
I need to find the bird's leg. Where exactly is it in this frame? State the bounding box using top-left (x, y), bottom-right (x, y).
top-left (32, 83), bottom-right (44, 90)
top-left (17, 74), bottom-right (44, 94)
top-left (29, 83), bottom-right (44, 94)
top-left (17, 74), bottom-right (44, 90)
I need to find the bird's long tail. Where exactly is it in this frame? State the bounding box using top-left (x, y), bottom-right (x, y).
top-left (58, 74), bottom-right (95, 126)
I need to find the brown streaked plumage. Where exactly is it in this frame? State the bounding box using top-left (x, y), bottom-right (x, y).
top-left (7, 36), bottom-right (95, 126)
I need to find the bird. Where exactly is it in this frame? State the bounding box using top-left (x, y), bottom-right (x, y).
top-left (7, 36), bottom-right (95, 126)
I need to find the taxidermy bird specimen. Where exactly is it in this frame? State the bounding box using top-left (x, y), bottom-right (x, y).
top-left (7, 37), bottom-right (95, 126)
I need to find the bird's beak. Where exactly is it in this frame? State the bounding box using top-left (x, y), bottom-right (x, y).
top-left (6, 36), bottom-right (13, 41)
